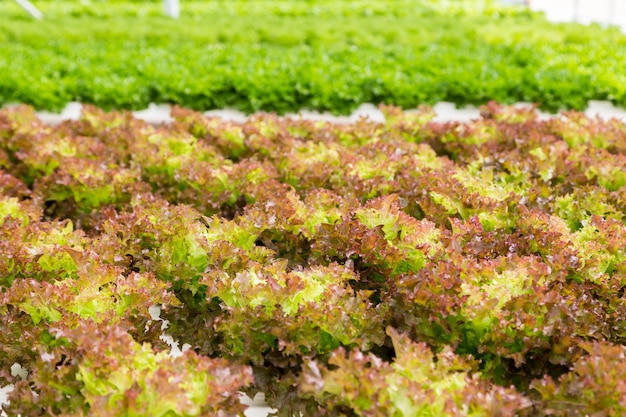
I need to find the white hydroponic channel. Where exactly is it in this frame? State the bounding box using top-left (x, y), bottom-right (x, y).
top-left (10, 100), bottom-right (626, 127)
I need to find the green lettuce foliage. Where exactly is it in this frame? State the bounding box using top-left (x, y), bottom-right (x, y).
top-left (531, 342), bottom-right (626, 416)
top-left (0, 1), bottom-right (625, 113)
top-left (69, 322), bottom-right (253, 417)
top-left (301, 328), bottom-right (531, 416)
top-left (1, 103), bottom-right (626, 415)
top-left (203, 262), bottom-right (385, 364)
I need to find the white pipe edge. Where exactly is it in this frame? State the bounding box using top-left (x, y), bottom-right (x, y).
top-left (13, 0), bottom-right (43, 19)
top-left (163, 0), bottom-right (180, 18)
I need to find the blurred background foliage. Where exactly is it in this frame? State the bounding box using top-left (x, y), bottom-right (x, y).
top-left (1, 0), bottom-right (624, 114)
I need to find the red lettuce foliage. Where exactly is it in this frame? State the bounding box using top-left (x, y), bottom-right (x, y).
top-left (1, 102), bottom-right (626, 416)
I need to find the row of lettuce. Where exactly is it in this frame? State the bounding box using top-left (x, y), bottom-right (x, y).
top-left (1, 103), bottom-right (626, 415)
top-left (1, 1), bottom-right (626, 113)
top-left (1, 0), bottom-right (535, 18)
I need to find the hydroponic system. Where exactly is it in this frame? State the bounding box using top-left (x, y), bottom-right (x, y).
top-left (1, 1), bottom-right (626, 416)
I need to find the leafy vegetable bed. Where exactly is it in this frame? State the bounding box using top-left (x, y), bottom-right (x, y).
top-left (1, 103), bottom-right (626, 416)
top-left (2, 0), bottom-right (626, 114)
